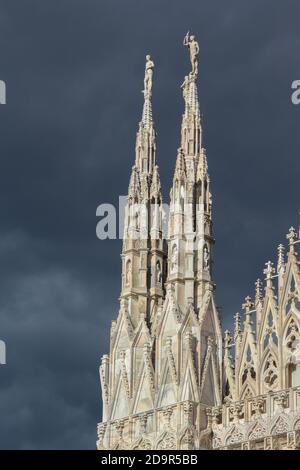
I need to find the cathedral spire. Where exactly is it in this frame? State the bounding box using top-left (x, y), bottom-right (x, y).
top-left (141, 54), bottom-right (153, 129)
top-left (122, 55), bottom-right (165, 327)
top-left (181, 32), bottom-right (202, 158)
top-left (167, 33), bottom-right (214, 309)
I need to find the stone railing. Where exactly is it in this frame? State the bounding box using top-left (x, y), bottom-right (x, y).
top-left (207, 386), bottom-right (300, 449)
top-left (97, 401), bottom-right (203, 450)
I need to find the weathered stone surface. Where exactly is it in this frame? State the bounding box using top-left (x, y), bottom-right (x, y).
top-left (97, 38), bottom-right (300, 451)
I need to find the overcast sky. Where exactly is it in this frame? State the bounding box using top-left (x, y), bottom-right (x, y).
top-left (0, 0), bottom-right (299, 449)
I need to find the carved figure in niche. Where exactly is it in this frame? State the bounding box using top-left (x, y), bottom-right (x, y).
top-left (203, 244), bottom-right (210, 271)
top-left (171, 244), bottom-right (178, 272)
top-left (125, 259), bottom-right (131, 286)
top-left (156, 260), bottom-right (162, 284)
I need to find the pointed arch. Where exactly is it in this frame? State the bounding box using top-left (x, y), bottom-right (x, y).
top-left (247, 420), bottom-right (267, 441)
top-left (156, 430), bottom-right (176, 450)
top-left (292, 415), bottom-right (300, 431)
top-left (279, 261), bottom-right (300, 316)
top-left (240, 382), bottom-right (255, 400)
top-left (260, 349), bottom-right (279, 393)
top-left (236, 319), bottom-right (258, 399)
top-left (238, 343), bottom-right (257, 399)
top-left (258, 294), bottom-right (278, 350)
top-left (224, 425), bottom-right (244, 447)
top-left (132, 436), bottom-right (152, 450)
top-left (179, 426), bottom-right (197, 450)
top-left (270, 414), bottom-right (290, 436)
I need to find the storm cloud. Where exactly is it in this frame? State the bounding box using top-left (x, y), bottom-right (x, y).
top-left (0, 0), bottom-right (299, 448)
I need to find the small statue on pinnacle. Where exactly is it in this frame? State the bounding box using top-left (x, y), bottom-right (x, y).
top-left (180, 75), bottom-right (190, 105)
top-left (183, 31), bottom-right (199, 78)
top-left (143, 54), bottom-right (154, 98)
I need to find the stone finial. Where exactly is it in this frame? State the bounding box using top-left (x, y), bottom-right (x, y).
top-left (287, 227), bottom-right (298, 254)
top-left (255, 279), bottom-right (263, 305)
top-left (242, 296), bottom-right (254, 313)
top-left (174, 147), bottom-right (186, 181)
top-left (150, 165), bottom-right (161, 199)
top-left (242, 296), bottom-right (254, 328)
top-left (101, 354), bottom-right (109, 367)
top-left (224, 330), bottom-right (231, 350)
top-left (128, 165), bottom-right (140, 199)
top-left (277, 244), bottom-right (285, 272)
top-left (234, 312), bottom-right (241, 339)
top-left (263, 261), bottom-right (275, 288)
top-left (197, 147), bottom-right (208, 181)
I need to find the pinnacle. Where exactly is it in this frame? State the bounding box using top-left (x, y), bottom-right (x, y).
top-left (141, 95), bottom-right (153, 129)
top-left (174, 147), bottom-right (186, 180)
top-left (181, 73), bottom-right (200, 121)
top-left (187, 77), bottom-right (200, 118)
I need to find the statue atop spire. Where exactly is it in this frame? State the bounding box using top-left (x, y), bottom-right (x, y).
top-left (143, 54), bottom-right (154, 99)
top-left (181, 33), bottom-right (201, 128)
top-left (183, 31), bottom-right (199, 78)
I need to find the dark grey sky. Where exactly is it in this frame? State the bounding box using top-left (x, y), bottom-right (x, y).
top-left (0, 0), bottom-right (299, 449)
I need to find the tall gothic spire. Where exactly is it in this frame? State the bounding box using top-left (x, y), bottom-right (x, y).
top-left (167, 32), bottom-right (214, 308)
top-left (122, 55), bottom-right (165, 325)
top-left (180, 32), bottom-right (202, 159)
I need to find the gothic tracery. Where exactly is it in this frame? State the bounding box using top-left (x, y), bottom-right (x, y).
top-left (97, 41), bottom-right (300, 451)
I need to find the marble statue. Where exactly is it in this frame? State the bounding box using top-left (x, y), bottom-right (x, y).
top-left (144, 55), bottom-right (154, 98)
top-left (203, 245), bottom-right (210, 271)
top-left (183, 31), bottom-right (199, 77)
